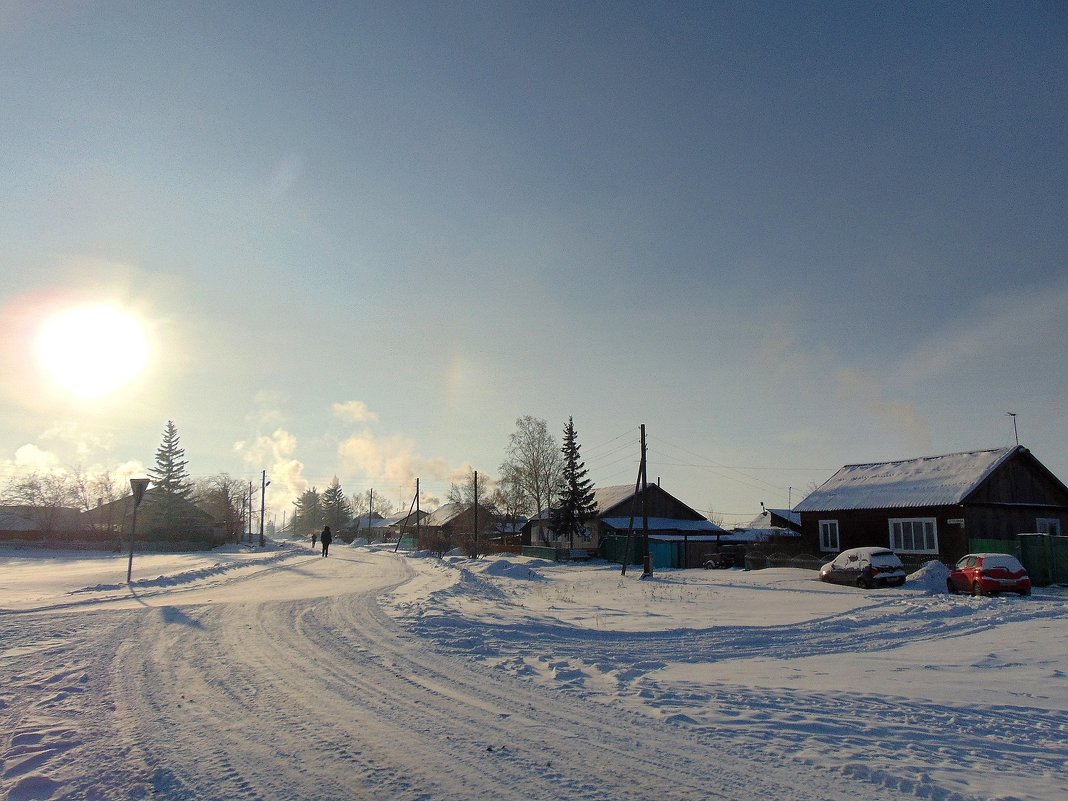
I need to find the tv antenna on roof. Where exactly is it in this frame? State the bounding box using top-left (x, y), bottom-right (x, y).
top-left (1006, 412), bottom-right (1019, 446)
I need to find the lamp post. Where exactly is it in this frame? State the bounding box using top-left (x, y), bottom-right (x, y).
top-left (126, 478), bottom-right (150, 584)
top-left (1007, 412), bottom-right (1019, 446)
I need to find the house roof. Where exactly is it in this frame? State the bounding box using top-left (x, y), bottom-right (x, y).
top-left (0, 508), bottom-right (38, 531)
top-left (423, 503), bottom-right (464, 527)
top-left (594, 484), bottom-right (641, 514)
top-left (793, 447), bottom-right (1020, 512)
top-left (744, 508), bottom-right (801, 529)
top-left (600, 516), bottom-right (725, 533)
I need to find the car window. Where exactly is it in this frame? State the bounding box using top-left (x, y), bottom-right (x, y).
top-left (981, 555), bottom-right (1024, 571)
top-left (870, 554), bottom-right (902, 568)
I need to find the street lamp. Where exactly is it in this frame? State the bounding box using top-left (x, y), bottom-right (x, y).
top-left (1007, 412), bottom-right (1019, 446)
top-left (126, 478), bottom-right (150, 584)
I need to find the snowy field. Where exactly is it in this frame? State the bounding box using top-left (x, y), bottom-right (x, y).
top-left (1, 540), bottom-right (1066, 801)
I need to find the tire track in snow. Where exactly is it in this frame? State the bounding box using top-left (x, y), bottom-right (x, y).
top-left (397, 565), bottom-right (1068, 801)
top-left (100, 551), bottom-right (914, 800)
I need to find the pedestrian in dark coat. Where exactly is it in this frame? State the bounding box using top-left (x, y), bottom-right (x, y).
top-left (311, 530), bottom-right (317, 548)
top-left (320, 525), bottom-right (332, 557)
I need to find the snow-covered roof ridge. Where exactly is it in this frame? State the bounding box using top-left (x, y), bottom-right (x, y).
top-left (794, 446), bottom-right (1021, 512)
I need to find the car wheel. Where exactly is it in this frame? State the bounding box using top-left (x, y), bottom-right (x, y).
top-left (972, 581), bottom-right (986, 597)
top-left (946, 580), bottom-right (958, 595)
top-left (1019, 588), bottom-right (1031, 597)
top-left (856, 577), bottom-right (871, 590)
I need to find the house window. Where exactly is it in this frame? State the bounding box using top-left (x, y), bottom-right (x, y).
top-left (889, 518), bottom-right (938, 554)
top-left (819, 520), bottom-right (840, 552)
top-left (1036, 518), bottom-right (1062, 536)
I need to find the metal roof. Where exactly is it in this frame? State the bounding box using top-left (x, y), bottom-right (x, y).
top-left (600, 516), bottom-right (725, 533)
top-left (794, 447), bottom-right (1019, 512)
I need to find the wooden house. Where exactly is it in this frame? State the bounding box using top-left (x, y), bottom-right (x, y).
top-left (794, 446), bottom-right (1068, 564)
top-left (524, 483), bottom-right (723, 564)
top-left (419, 502), bottom-right (501, 547)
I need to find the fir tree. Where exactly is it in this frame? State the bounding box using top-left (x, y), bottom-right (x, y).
top-left (553, 416), bottom-right (598, 548)
top-left (321, 476), bottom-right (353, 533)
top-left (145, 420), bottom-right (197, 537)
top-left (293, 487), bottom-right (324, 535)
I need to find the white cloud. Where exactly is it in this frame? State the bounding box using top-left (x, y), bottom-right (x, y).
top-left (234, 428), bottom-right (308, 513)
top-left (332, 401), bottom-right (380, 424)
top-left (337, 430), bottom-right (451, 486)
top-left (13, 443), bottom-right (61, 472)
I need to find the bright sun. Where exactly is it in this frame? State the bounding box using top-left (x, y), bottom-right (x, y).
top-left (34, 304), bottom-right (150, 400)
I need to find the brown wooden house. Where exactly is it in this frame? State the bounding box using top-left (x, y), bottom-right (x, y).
top-left (418, 502), bottom-right (501, 549)
top-left (524, 483), bottom-right (723, 562)
top-left (794, 446), bottom-right (1068, 564)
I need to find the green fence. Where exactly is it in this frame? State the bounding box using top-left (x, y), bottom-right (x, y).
top-left (600, 536), bottom-right (683, 569)
top-left (1017, 534), bottom-right (1068, 586)
top-left (522, 546), bottom-right (570, 562)
top-left (965, 535), bottom-right (1068, 586)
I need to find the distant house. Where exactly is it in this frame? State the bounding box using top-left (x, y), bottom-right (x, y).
top-left (794, 446), bottom-right (1068, 564)
top-left (0, 507), bottom-right (43, 542)
top-left (525, 483), bottom-right (724, 565)
top-left (1, 504), bottom-right (87, 544)
top-left (730, 507), bottom-right (802, 543)
top-left (81, 490), bottom-right (217, 547)
top-left (346, 510), bottom-right (431, 542)
top-left (420, 502), bottom-right (501, 545)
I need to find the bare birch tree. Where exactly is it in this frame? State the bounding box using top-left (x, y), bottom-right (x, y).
top-left (499, 415), bottom-right (561, 520)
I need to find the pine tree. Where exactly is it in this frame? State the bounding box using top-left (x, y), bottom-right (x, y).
top-left (293, 487), bottom-right (324, 535)
top-left (145, 420), bottom-right (197, 538)
top-left (553, 416), bottom-right (598, 548)
top-left (321, 476), bottom-right (353, 533)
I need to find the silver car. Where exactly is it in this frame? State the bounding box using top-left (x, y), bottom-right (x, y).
top-left (819, 547), bottom-right (907, 589)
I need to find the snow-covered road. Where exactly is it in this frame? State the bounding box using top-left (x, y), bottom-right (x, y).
top-left (1, 546), bottom-right (943, 801)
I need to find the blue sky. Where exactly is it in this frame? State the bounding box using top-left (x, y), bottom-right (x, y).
top-left (2, 1), bottom-right (1065, 524)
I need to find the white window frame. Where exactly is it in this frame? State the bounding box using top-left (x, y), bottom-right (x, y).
top-left (888, 517), bottom-right (939, 554)
top-left (818, 519), bottom-right (840, 552)
top-left (1036, 518), bottom-right (1062, 536)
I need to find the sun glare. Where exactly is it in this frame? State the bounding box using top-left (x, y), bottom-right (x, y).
top-left (34, 304), bottom-right (150, 400)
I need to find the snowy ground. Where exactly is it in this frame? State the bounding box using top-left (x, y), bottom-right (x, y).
top-left (1, 540), bottom-right (1065, 801)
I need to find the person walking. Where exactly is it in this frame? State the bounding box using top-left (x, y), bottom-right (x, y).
top-left (320, 525), bottom-right (332, 557)
top-left (311, 530), bottom-right (317, 548)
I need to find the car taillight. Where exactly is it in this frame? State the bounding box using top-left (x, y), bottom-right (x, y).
top-left (870, 566), bottom-right (879, 576)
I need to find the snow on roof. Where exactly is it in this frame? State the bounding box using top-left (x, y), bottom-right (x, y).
top-left (593, 484), bottom-right (639, 513)
top-left (794, 447), bottom-right (1019, 512)
top-left (744, 508), bottom-right (801, 530)
top-left (769, 508), bottom-right (801, 526)
top-left (423, 503), bottom-right (464, 527)
top-left (600, 516), bottom-right (725, 533)
top-left (0, 510), bottom-right (38, 531)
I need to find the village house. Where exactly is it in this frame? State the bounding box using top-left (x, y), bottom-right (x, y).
top-left (524, 483), bottom-right (723, 566)
top-left (794, 446), bottom-right (1068, 566)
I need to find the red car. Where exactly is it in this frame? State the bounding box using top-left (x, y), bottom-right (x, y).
top-left (947, 553), bottom-right (1032, 596)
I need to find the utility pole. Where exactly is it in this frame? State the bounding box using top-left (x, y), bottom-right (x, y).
top-left (640, 424), bottom-right (651, 577)
top-left (259, 470), bottom-right (269, 547)
top-left (473, 470), bottom-right (479, 552)
top-left (1007, 412), bottom-right (1019, 446)
top-left (395, 478), bottom-right (420, 554)
top-left (368, 488), bottom-right (374, 540)
top-left (248, 481), bottom-right (253, 544)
